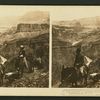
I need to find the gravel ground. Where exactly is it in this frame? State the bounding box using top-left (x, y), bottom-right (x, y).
top-left (3, 69), bottom-right (49, 87)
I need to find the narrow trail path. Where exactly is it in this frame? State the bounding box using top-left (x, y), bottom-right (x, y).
top-left (3, 69), bottom-right (49, 87)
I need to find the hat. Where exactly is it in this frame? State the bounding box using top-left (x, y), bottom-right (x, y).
top-left (20, 45), bottom-right (24, 48)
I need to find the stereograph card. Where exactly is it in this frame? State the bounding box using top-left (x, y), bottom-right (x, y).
top-left (0, 6), bottom-right (99, 96)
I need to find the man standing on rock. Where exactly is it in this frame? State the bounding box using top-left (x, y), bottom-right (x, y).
top-left (18, 45), bottom-right (29, 74)
top-left (74, 46), bottom-right (84, 69)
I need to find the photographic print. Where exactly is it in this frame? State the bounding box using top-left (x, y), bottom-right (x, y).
top-left (0, 6), bottom-right (49, 87)
top-left (52, 6), bottom-right (100, 88)
top-left (0, 6), bottom-right (100, 96)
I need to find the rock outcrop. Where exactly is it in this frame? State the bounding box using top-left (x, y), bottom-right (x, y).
top-left (17, 23), bottom-right (49, 32)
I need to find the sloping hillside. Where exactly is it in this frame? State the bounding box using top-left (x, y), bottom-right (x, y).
top-left (0, 23), bottom-right (49, 45)
top-left (53, 16), bottom-right (100, 28)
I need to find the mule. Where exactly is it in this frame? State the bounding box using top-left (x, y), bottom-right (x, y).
top-left (60, 65), bottom-right (89, 87)
top-left (60, 56), bottom-right (92, 87)
top-left (61, 66), bottom-right (78, 87)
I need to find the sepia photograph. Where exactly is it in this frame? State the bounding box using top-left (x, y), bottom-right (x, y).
top-left (0, 6), bottom-right (100, 96)
top-left (52, 6), bottom-right (100, 88)
top-left (0, 6), bottom-right (49, 87)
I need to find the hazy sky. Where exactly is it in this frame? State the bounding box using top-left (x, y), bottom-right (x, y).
top-left (51, 6), bottom-right (100, 21)
top-left (0, 6), bottom-right (100, 27)
top-left (0, 6), bottom-right (100, 19)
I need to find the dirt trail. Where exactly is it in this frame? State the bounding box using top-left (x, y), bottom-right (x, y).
top-left (3, 69), bottom-right (49, 87)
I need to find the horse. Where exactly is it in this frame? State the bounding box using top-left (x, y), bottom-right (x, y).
top-left (60, 65), bottom-right (89, 87)
top-left (60, 56), bottom-right (92, 87)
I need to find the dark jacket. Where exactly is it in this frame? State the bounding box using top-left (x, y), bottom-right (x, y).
top-left (18, 49), bottom-right (26, 58)
top-left (74, 53), bottom-right (84, 68)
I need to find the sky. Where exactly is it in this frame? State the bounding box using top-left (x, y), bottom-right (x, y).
top-left (50, 6), bottom-right (100, 21)
top-left (0, 6), bottom-right (100, 19)
top-left (0, 6), bottom-right (100, 20)
top-left (0, 6), bottom-right (100, 28)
